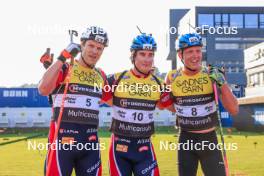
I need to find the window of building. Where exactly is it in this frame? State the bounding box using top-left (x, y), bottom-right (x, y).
top-left (245, 14), bottom-right (258, 28)
top-left (262, 72), bottom-right (264, 84)
top-left (222, 14), bottom-right (229, 27)
top-left (236, 43), bottom-right (259, 50)
top-left (254, 73), bottom-right (260, 86)
top-left (260, 72), bottom-right (264, 85)
top-left (215, 14), bottom-right (221, 27)
top-left (250, 74), bottom-right (254, 86)
top-left (215, 43), bottom-right (239, 50)
top-left (260, 14), bottom-right (264, 28)
top-left (214, 14), bottom-right (229, 27)
top-left (227, 67), bottom-right (232, 73)
top-left (201, 37), bottom-right (207, 52)
top-left (198, 14), bottom-right (214, 27)
top-left (215, 37), bottom-right (241, 41)
top-left (243, 37), bottom-right (264, 41)
top-left (230, 14), bottom-right (243, 28)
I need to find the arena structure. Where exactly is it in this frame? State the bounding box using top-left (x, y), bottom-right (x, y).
top-left (1, 87), bottom-right (259, 131)
top-left (0, 88), bottom-right (177, 128)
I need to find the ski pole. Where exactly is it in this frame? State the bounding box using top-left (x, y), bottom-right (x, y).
top-left (213, 82), bottom-right (230, 176)
top-left (69, 30), bottom-right (78, 43)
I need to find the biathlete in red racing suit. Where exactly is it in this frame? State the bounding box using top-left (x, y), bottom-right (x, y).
top-left (39, 26), bottom-right (111, 176)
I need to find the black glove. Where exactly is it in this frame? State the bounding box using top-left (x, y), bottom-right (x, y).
top-left (208, 66), bottom-right (226, 88)
top-left (40, 48), bottom-right (53, 69)
top-left (58, 43), bottom-right (81, 63)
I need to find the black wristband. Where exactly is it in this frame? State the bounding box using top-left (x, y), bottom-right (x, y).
top-left (57, 55), bottom-right (66, 63)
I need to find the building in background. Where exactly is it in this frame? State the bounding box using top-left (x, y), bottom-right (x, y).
top-left (244, 42), bottom-right (264, 96)
top-left (0, 88), bottom-right (51, 128)
top-left (168, 6), bottom-right (264, 97)
top-left (233, 42), bottom-right (264, 131)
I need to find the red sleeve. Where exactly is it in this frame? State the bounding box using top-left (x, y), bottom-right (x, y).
top-left (102, 87), bottom-right (113, 102)
top-left (159, 91), bottom-right (174, 108)
top-left (99, 69), bottom-right (113, 102)
top-left (55, 64), bottom-right (69, 87)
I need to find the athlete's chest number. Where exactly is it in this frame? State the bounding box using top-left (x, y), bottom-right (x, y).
top-left (191, 108), bottom-right (197, 116)
top-left (132, 112), bottom-right (143, 121)
top-left (86, 98), bottom-right (91, 107)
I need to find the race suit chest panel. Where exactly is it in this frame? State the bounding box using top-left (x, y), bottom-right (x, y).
top-left (169, 68), bottom-right (218, 131)
top-left (111, 71), bottom-right (161, 138)
top-left (52, 61), bottom-right (105, 126)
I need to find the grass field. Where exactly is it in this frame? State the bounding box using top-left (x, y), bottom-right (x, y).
top-left (0, 127), bottom-right (263, 176)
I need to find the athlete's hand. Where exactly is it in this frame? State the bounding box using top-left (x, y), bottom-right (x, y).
top-left (40, 48), bottom-right (53, 69)
top-left (209, 66), bottom-right (227, 88)
top-left (57, 43), bottom-right (81, 63)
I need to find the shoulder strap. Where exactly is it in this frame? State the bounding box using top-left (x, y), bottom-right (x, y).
top-left (113, 70), bottom-right (128, 92)
top-left (151, 74), bottom-right (162, 87)
top-left (116, 70), bottom-right (128, 86)
top-left (151, 74), bottom-right (164, 96)
top-left (94, 67), bottom-right (107, 81)
top-left (170, 68), bottom-right (182, 83)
